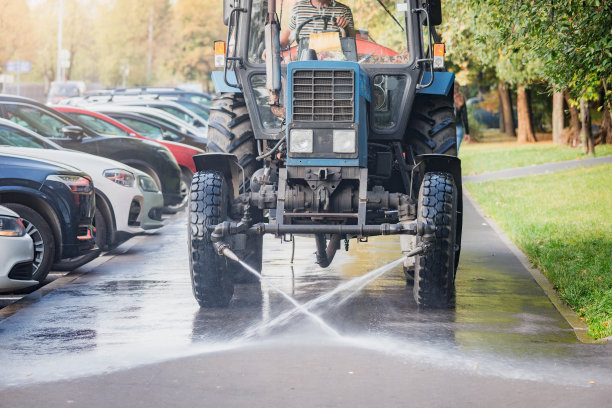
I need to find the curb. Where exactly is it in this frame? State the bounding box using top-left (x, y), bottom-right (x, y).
top-left (463, 155), bottom-right (612, 183)
top-left (0, 234), bottom-right (147, 324)
top-left (463, 188), bottom-right (607, 345)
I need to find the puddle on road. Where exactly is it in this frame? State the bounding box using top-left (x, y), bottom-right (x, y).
top-left (0, 214), bottom-right (611, 389)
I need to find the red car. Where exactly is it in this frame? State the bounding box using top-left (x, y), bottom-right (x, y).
top-left (54, 106), bottom-right (203, 181)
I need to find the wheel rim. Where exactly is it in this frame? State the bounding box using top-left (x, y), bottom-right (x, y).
top-left (22, 219), bottom-right (44, 275)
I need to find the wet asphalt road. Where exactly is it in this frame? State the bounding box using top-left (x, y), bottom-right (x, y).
top-left (0, 197), bottom-right (611, 407)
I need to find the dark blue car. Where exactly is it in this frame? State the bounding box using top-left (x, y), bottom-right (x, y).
top-left (0, 153), bottom-right (99, 282)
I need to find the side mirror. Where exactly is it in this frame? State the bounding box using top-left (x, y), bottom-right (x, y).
top-left (426, 0), bottom-right (442, 26)
top-left (62, 126), bottom-right (84, 142)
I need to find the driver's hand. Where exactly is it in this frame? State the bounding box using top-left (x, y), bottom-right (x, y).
top-left (334, 16), bottom-right (349, 28)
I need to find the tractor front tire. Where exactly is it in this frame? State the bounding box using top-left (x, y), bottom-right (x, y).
top-left (413, 172), bottom-right (458, 308)
top-left (189, 171), bottom-right (234, 307)
top-left (207, 92), bottom-right (264, 284)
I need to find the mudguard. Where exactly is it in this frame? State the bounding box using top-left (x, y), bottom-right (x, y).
top-left (415, 153), bottom-right (463, 260)
top-left (415, 154), bottom-right (462, 198)
top-left (417, 72), bottom-right (454, 96)
top-left (193, 153), bottom-right (242, 198)
top-left (212, 71), bottom-right (241, 94)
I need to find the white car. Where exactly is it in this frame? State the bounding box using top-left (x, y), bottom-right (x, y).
top-left (0, 120), bottom-right (164, 250)
top-left (84, 105), bottom-right (206, 138)
top-left (0, 205), bottom-right (38, 292)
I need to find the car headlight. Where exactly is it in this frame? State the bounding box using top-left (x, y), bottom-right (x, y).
top-left (138, 175), bottom-right (160, 192)
top-left (46, 174), bottom-right (93, 194)
top-left (0, 216), bottom-right (26, 237)
top-left (103, 169), bottom-right (136, 188)
top-left (333, 130), bottom-right (356, 153)
top-left (290, 129), bottom-right (314, 153)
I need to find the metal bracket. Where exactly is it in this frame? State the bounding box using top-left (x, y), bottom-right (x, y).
top-left (224, 7), bottom-right (247, 90)
top-left (413, 7), bottom-right (434, 90)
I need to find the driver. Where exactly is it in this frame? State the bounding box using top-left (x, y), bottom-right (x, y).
top-left (280, 0), bottom-right (355, 49)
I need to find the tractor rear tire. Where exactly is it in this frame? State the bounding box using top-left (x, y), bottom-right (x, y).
top-left (189, 171), bottom-right (234, 307)
top-left (207, 93), bottom-right (260, 190)
top-left (413, 172), bottom-right (458, 308)
top-left (207, 92), bottom-right (264, 284)
top-left (407, 94), bottom-right (457, 156)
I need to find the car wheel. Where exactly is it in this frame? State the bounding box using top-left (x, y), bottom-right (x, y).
top-left (94, 206), bottom-right (109, 251)
top-left (4, 203), bottom-right (55, 282)
top-left (165, 168), bottom-right (191, 214)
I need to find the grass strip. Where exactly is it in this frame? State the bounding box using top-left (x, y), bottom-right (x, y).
top-left (459, 142), bottom-right (612, 176)
top-left (466, 164), bottom-right (612, 339)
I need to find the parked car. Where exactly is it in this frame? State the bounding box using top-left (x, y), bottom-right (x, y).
top-left (93, 99), bottom-right (208, 130)
top-left (54, 106), bottom-right (205, 179)
top-left (75, 108), bottom-right (208, 151)
top-left (83, 104), bottom-right (206, 138)
top-left (47, 81), bottom-right (86, 105)
top-left (0, 118), bottom-right (164, 250)
top-left (0, 153), bottom-right (99, 281)
top-left (0, 95), bottom-right (184, 211)
top-left (0, 205), bottom-right (38, 292)
top-left (88, 87), bottom-right (213, 107)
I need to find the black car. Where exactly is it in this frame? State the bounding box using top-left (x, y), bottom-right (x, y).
top-left (0, 153), bottom-right (99, 282)
top-left (97, 111), bottom-right (209, 151)
top-left (0, 95), bottom-right (183, 209)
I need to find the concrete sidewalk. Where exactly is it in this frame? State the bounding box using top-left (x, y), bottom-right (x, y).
top-left (463, 155), bottom-right (612, 182)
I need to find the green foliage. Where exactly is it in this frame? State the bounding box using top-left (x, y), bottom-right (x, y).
top-left (467, 164), bottom-right (612, 340)
top-left (439, 0), bottom-right (612, 101)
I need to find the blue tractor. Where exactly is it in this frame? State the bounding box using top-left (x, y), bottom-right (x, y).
top-left (189, 0), bottom-right (462, 308)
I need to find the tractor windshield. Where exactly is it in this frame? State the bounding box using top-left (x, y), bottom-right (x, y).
top-left (248, 0), bottom-right (410, 64)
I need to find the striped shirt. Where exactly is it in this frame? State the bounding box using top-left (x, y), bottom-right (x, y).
top-left (288, 0), bottom-right (354, 40)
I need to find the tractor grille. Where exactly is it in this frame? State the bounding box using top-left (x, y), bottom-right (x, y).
top-left (292, 69), bottom-right (355, 122)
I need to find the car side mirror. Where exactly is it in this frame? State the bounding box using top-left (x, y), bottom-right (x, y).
top-left (62, 126), bottom-right (84, 142)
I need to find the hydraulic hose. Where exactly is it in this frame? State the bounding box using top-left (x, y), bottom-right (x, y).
top-left (315, 233), bottom-right (342, 268)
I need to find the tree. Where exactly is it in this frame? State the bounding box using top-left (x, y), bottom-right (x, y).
top-left (0, 0), bottom-right (35, 72)
top-left (170, 0), bottom-right (225, 90)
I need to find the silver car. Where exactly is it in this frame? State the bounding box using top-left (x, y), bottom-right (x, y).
top-left (0, 205), bottom-right (38, 292)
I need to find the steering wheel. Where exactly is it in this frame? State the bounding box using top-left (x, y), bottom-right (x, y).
top-left (295, 15), bottom-right (347, 43)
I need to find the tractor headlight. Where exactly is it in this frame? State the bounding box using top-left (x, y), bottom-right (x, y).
top-left (290, 129), bottom-right (313, 153)
top-left (333, 130), bottom-right (356, 153)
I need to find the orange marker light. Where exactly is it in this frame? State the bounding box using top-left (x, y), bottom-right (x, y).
top-left (214, 41), bottom-right (226, 68)
top-left (433, 43), bottom-right (445, 69)
top-left (433, 43), bottom-right (445, 57)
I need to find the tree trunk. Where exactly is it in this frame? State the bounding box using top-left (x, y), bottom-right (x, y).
top-left (498, 89), bottom-right (505, 133)
top-left (580, 98), bottom-right (595, 155)
top-left (552, 91), bottom-right (565, 145)
top-left (565, 91), bottom-right (581, 146)
top-left (601, 104), bottom-right (612, 144)
top-left (498, 82), bottom-right (515, 137)
top-left (517, 85), bottom-right (537, 143)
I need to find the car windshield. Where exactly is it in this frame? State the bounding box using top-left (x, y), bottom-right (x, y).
top-left (3, 104), bottom-right (69, 139)
top-left (0, 125), bottom-right (50, 149)
top-left (64, 112), bottom-right (127, 136)
top-left (175, 101), bottom-right (210, 121)
top-left (111, 116), bottom-right (182, 142)
top-left (248, 0), bottom-right (410, 64)
top-left (49, 83), bottom-right (80, 97)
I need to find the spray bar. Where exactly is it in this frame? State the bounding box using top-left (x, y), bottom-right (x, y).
top-left (210, 220), bottom-right (435, 242)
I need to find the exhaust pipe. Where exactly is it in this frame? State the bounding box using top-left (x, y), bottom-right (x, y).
top-left (265, 0), bottom-right (282, 107)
